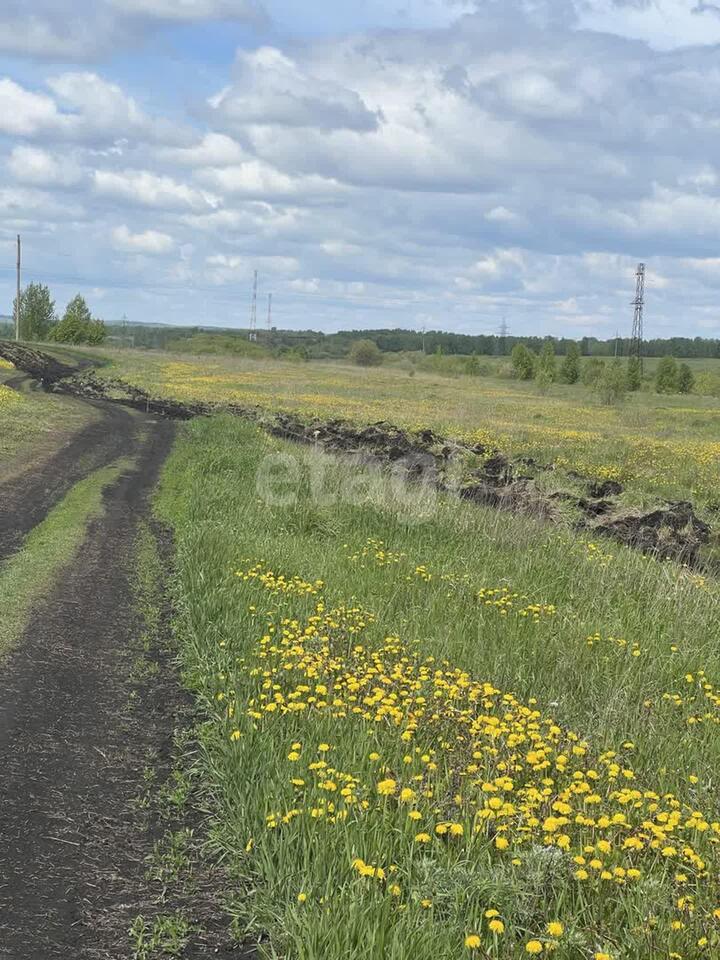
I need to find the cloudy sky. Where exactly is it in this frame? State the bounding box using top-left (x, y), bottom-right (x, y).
top-left (2, 0), bottom-right (720, 338)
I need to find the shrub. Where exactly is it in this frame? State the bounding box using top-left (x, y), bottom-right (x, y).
top-left (626, 355), bottom-right (642, 391)
top-left (655, 356), bottom-right (679, 394)
top-left (50, 294), bottom-right (106, 345)
top-left (596, 360), bottom-right (626, 406)
top-left (559, 342), bottom-right (580, 384)
top-left (348, 339), bottom-right (383, 367)
top-left (510, 343), bottom-right (535, 380)
top-left (677, 363), bottom-right (694, 394)
top-left (581, 357), bottom-right (605, 387)
top-left (536, 340), bottom-right (557, 383)
top-left (694, 372), bottom-right (720, 397)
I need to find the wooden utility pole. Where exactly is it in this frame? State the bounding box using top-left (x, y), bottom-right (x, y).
top-left (15, 234), bottom-right (21, 341)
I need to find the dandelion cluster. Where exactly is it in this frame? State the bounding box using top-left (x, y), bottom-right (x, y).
top-left (0, 384), bottom-right (21, 408)
top-left (217, 557), bottom-right (720, 959)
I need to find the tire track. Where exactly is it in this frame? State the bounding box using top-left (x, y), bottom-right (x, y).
top-left (0, 375), bottom-right (141, 563)
top-left (0, 419), bottom-right (176, 959)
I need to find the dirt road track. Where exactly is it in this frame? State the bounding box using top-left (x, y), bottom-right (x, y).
top-left (0, 417), bottom-right (177, 959)
top-left (0, 374), bottom-right (141, 562)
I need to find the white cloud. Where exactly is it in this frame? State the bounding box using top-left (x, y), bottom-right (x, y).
top-left (158, 133), bottom-right (246, 167)
top-left (485, 205), bottom-right (520, 224)
top-left (108, 0), bottom-right (263, 20)
top-left (0, 73), bottom-right (189, 145)
top-left (499, 71), bottom-right (583, 118)
top-left (0, 0), bottom-right (263, 59)
top-left (199, 160), bottom-right (342, 199)
top-left (0, 78), bottom-right (60, 136)
top-left (208, 46), bottom-right (381, 132)
top-left (205, 252), bottom-right (300, 283)
top-left (111, 223), bottom-right (174, 253)
top-left (7, 145), bottom-right (83, 186)
top-left (93, 169), bottom-right (219, 210)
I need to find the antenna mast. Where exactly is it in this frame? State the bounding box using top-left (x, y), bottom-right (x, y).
top-left (629, 262), bottom-right (645, 372)
top-left (249, 270), bottom-right (258, 341)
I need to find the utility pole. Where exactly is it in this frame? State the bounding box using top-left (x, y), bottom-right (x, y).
top-left (15, 234), bottom-right (21, 341)
top-left (422, 320), bottom-right (426, 355)
top-left (614, 329), bottom-right (620, 358)
top-left (629, 262), bottom-right (645, 373)
top-left (248, 269), bottom-right (258, 342)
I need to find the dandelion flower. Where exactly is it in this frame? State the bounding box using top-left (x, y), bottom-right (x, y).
top-left (377, 778), bottom-right (397, 796)
top-left (489, 919), bottom-right (505, 934)
top-left (547, 922), bottom-right (564, 937)
top-left (526, 941), bottom-right (543, 955)
top-left (465, 934), bottom-right (481, 949)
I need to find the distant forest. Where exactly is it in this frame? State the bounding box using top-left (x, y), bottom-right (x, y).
top-left (2, 317), bottom-right (720, 360)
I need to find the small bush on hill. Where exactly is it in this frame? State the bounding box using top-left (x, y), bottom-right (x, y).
top-left (348, 339), bottom-right (383, 366)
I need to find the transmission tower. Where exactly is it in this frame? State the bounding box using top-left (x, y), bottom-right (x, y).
top-left (496, 316), bottom-right (509, 356)
top-left (629, 262), bottom-right (645, 372)
top-left (248, 270), bottom-right (258, 341)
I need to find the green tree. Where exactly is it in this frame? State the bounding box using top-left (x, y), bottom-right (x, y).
top-left (348, 338), bottom-right (383, 367)
top-left (694, 372), bottom-right (720, 397)
top-left (510, 343), bottom-right (535, 380)
top-left (536, 340), bottom-right (556, 383)
top-left (677, 363), bottom-right (694, 394)
top-left (581, 357), bottom-right (606, 387)
top-left (655, 356), bottom-right (679, 394)
top-left (559, 342), bottom-right (580, 384)
top-left (12, 282), bottom-right (56, 341)
top-left (596, 360), bottom-right (626, 406)
top-left (626, 355), bottom-right (642, 392)
top-left (50, 294), bottom-right (107, 345)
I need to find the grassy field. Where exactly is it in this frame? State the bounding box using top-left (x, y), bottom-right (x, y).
top-left (0, 360), bottom-right (100, 479)
top-left (158, 414), bottom-right (720, 960)
top-left (87, 346), bottom-right (720, 515)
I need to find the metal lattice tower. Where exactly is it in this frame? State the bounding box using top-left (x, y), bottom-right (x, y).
top-left (498, 316), bottom-right (509, 355)
top-left (629, 262), bottom-right (645, 371)
top-left (248, 269), bottom-right (258, 341)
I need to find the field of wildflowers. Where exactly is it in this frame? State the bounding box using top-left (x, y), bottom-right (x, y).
top-left (102, 348), bottom-right (720, 514)
top-left (158, 415), bottom-right (720, 960)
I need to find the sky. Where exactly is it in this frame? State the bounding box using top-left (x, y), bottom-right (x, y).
top-left (2, 1), bottom-right (720, 339)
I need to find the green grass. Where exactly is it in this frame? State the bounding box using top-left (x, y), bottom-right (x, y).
top-left (87, 345), bottom-right (720, 517)
top-left (157, 414), bottom-right (720, 960)
top-left (0, 458), bottom-right (131, 657)
top-left (0, 367), bottom-right (100, 479)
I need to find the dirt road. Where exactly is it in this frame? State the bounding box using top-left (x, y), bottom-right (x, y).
top-left (0, 410), bottom-right (178, 959)
top-left (0, 373), bottom-right (141, 562)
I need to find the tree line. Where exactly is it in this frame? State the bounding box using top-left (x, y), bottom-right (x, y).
top-left (87, 323), bottom-right (720, 361)
top-left (511, 341), bottom-right (695, 400)
top-left (7, 283), bottom-right (106, 345)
